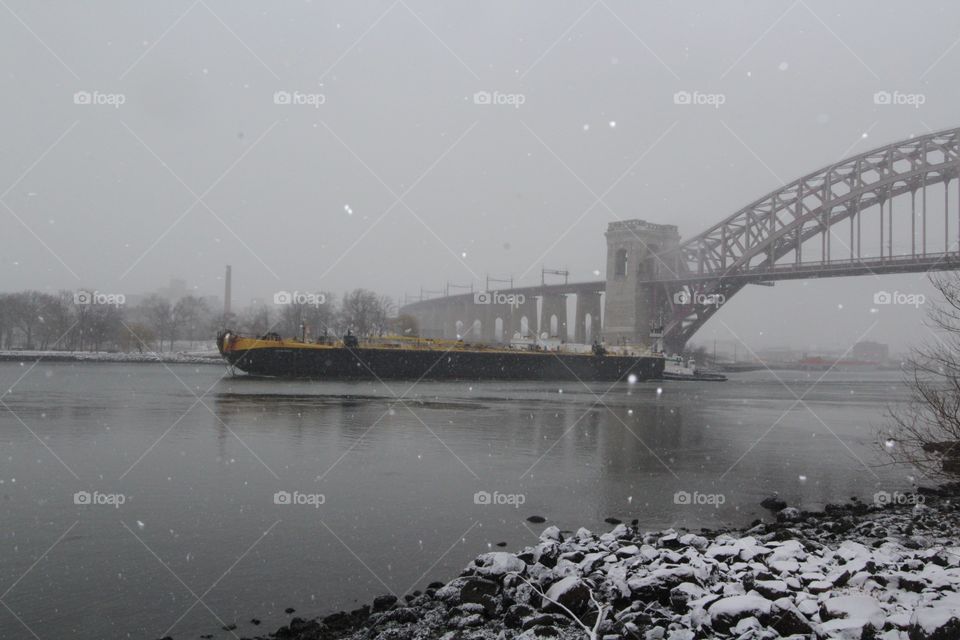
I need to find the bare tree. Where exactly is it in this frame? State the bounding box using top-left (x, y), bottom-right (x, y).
top-left (139, 295), bottom-right (174, 351)
top-left (172, 295), bottom-right (210, 347)
top-left (239, 304), bottom-right (272, 336)
top-left (340, 289), bottom-right (393, 337)
top-left (87, 304), bottom-right (123, 351)
top-left (883, 272), bottom-right (960, 478)
top-left (37, 291), bottom-right (75, 350)
top-left (119, 322), bottom-right (156, 353)
top-left (8, 291), bottom-right (50, 349)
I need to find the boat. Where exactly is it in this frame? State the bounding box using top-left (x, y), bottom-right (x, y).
top-left (216, 330), bottom-right (665, 382)
top-left (661, 354), bottom-right (727, 381)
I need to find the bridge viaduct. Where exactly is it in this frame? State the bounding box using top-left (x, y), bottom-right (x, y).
top-left (400, 127), bottom-right (960, 353)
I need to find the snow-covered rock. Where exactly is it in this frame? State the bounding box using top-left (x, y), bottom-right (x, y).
top-left (707, 594), bottom-right (772, 632)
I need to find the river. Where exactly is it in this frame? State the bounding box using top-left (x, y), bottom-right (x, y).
top-left (0, 362), bottom-right (916, 639)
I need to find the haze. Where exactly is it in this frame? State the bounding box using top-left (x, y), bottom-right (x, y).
top-left (3, 0), bottom-right (958, 352)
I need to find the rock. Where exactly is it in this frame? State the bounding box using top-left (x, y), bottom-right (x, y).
top-left (707, 595), bottom-right (773, 633)
top-left (505, 603), bottom-right (534, 628)
top-left (372, 594), bottom-right (398, 612)
top-left (821, 595), bottom-right (885, 636)
top-left (678, 533), bottom-right (708, 550)
top-left (539, 526), bottom-right (561, 542)
top-left (627, 566), bottom-right (696, 604)
top-left (909, 593), bottom-right (960, 640)
top-left (761, 495), bottom-right (788, 511)
top-left (527, 515), bottom-right (547, 523)
top-left (669, 582), bottom-right (706, 612)
top-left (459, 577), bottom-right (499, 604)
top-left (777, 507), bottom-right (802, 522)
top-left (456, 613), bottom-right (484, 628)
top-left (753, 579), bottom-right (790, 599)
top-left (543, 575), bottom-right (591, 616)
top-left (468, 552), bottom-right (526, 578)
top-left (770, 600), bottom-right (813, 636)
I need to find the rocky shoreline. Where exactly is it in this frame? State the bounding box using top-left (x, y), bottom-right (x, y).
top-left (248, 485), bottom-right (960, 640)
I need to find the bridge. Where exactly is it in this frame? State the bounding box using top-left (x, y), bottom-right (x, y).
top-left (400, 127), bottom-right (960, 352)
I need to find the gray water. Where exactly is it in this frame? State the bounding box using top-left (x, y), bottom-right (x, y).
top-left (0, 362), bottom-right (917, 639)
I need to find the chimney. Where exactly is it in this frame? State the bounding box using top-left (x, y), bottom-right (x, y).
top-left (224, 265), bottom-right (232, 318)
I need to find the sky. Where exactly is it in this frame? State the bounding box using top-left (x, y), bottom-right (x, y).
top-left (2, 0), bottom-right (959, 352)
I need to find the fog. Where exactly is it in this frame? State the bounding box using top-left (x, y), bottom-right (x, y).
top-left (3, 0), bottom-right (959, 351)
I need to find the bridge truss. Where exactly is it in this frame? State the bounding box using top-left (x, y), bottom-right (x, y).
top-left (658, 127), bottom-right (960, 350)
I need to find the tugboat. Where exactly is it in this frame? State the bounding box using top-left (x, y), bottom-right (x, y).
top-left (649, 322), bottom-right (727, 382)
top-left (661, 354), bottom-right (727, 381)
top-left (215, 330), bottom-right (665, 382)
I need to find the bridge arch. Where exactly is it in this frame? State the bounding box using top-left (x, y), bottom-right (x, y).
top-left (662, 127), bottom-right (960, 351)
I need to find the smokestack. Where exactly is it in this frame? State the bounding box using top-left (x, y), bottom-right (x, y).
top-left (223, 265), bottom-right (232, 318)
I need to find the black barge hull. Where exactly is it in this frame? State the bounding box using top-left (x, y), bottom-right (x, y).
top-left (224, 346), bottom-right (663, 382)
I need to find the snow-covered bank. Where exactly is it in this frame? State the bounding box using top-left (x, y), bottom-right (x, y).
top-left (263, 485), bottom-right (960, 640)
top-left (0, 350), bottom-right (223, 365)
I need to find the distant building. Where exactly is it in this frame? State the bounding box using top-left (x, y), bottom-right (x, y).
top-left (156, 278), bottom-right (189, 302)
top-left (852, 340), bottom-right (889, 363)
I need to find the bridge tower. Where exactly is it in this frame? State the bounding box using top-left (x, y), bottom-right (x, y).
top-left (603, 220), bottom-right (681, 349)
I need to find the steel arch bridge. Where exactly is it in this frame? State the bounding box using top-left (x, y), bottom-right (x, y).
top-left (401, 127), bottom-right (960, 350)
top-left (655, 126), bottom-right (960, 350)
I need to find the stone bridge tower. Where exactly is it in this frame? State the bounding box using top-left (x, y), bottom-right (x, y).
top-left (602, 220), bottom-right (681, 347)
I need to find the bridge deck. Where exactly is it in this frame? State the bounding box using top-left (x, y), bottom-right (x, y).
top-left (640, 252), bottom-right (960, 286)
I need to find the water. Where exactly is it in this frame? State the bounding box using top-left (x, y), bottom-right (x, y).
top-left (0, 362), bottom-right (917, 639)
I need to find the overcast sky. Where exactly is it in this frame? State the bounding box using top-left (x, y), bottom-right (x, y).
top-left (2, 0), bottom-right (959, 351)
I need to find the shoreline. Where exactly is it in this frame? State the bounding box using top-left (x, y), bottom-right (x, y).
top-left (256, 486), bottom-right (960, 640)
top-left (0, 350), bottom-right (223, 365)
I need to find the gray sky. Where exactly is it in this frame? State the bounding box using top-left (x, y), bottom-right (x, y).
top-left (2, 0), bottom-right (959, 351)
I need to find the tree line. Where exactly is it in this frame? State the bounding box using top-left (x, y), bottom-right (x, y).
top-left (0, 288), bottom-right (410, 352)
